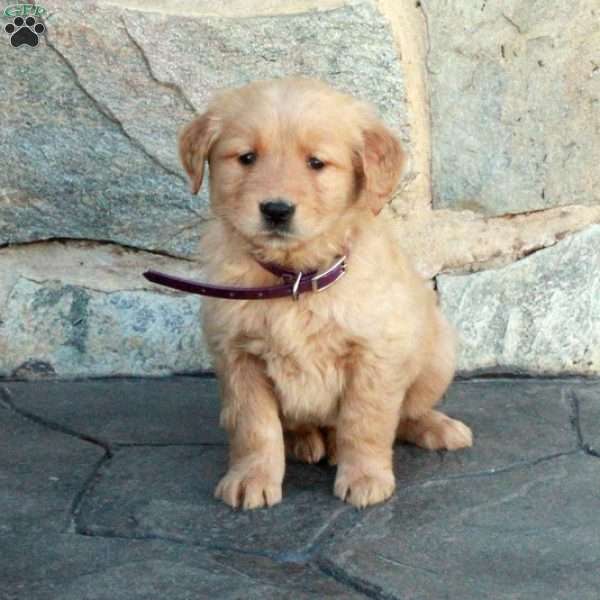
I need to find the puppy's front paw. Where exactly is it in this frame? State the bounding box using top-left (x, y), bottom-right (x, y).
top-left (334, 465), bottom-right (395, 509)
top-left (215, 465), bottom-right (282, 510)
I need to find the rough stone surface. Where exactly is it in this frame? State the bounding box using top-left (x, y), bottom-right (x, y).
top-left (438, 225), bottom-right (600, 375)
top-left (76, 445), bottom-right (352, 556)
top-left (1, 0), bottom-right (408, 255)
top-left (0, 241), bottom-right (211, 378)
top-left (0, 276), bottom-right (209, 378)
top-left (5, 377), bottom-right (224, 444)
top-left (2, 376), bottom-right (599, 599)
top-left (322, 454), bottom-right (600, 600)
top-left (0, 15), bottom-right (202, 257)
top-left (395, 379), bottom-right (577, 483)
top-left (0, 534), bottom-right (358, 600)
top-left (0, 395), bottom-right (104, 535)
top-left (427, 0), bottom-right (600, 215)
top-left (120, 1), bottom-right (408, 140)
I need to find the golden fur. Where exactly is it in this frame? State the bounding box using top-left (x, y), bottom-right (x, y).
top-left (179, 79), bottom-right (472, 510)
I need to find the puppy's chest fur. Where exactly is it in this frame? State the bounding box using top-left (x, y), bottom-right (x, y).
top-left (235, 299), bottom-right (353, 426)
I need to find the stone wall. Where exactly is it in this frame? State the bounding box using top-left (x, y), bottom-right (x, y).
top-left (1, 0), bottom-right (598, 378)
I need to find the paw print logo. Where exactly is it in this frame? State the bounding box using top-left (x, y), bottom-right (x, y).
top-left (4, 16), bottom-right (45, 47)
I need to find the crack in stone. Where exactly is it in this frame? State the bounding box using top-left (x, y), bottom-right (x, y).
top-left (73, 485), bottom-right (360, 566)
top-left (1, 385), bottom-right (114, 535)
top-left (119, 16), bottom-right (197, 115)
top-left (0, 386), bottom-right (112, 455)
top-left (502, 12), bottom-right (524, 35)
top-left (44, 37), bottom-right (186, 184)
top-left (67, 452), bottom-right (113, 534)
top-left (404, 449), bottom-right (581, 488)
top-left (567, 389), bottom-right (585, 450)
top-left (318, 557), bottom-right (401, 600)
top-left (568, 389), bottom-right (600, 459)
top-left (19, 275), bottom-right (174, 298)
top-left (1, 236), bottom-right (199, 263)
top-left (373, 552), bottom-right (440, 577)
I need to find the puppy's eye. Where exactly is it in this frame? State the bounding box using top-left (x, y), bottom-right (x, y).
top-left (238, 152), bottom-right (257, 166)
top-left (308, 156), bottom-right (325, 170)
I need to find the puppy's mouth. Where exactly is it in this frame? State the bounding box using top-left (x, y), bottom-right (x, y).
top-left (259, 226), bottom-right (296, 242)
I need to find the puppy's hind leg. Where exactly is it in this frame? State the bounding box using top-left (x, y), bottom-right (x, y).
top-left (285, 426), bottom-right (326, 464)
top-left (397, 317), bottom-right (473, 451)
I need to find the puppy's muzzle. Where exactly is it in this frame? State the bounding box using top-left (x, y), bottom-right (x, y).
top-left (260, 199), bottom-right (296, 231)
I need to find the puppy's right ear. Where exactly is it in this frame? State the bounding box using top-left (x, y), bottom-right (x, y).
top-left (179, 113), bottom-right (220, 194)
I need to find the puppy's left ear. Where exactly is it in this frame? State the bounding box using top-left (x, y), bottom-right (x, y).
top-left (356, 122), bottom-right (405, 215)
top-left (179, 113), bottom-right (220, 195)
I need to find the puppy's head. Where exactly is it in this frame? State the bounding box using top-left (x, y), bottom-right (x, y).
top-left (180, 79), bottom-right (404, 249)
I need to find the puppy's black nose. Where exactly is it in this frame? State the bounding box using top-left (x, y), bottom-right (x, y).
top-left (260, 199), bottom-right (296, 227)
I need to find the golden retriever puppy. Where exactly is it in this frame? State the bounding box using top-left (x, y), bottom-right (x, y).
top-left (179, 78), bottom-right (472, 510)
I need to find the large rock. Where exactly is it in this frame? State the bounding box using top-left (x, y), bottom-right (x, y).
top-left (0, 277), bottom-right (209, 378)
top-left (0, 8), bottom-right (201, 257)
top-left (0, 0), bottom-right (408, 256)
top-left (427, 0), bottom-right (600, 215)
top-left (0, 241), bottom-right (211, 378)
top-left (438, 225), bottom-right (600, 375)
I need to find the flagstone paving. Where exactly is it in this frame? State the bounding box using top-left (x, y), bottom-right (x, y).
top-left (1, 377), bottom-right (599, 599)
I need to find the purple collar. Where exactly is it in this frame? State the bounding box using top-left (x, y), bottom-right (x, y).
top-left (143, 254), bottom-right (347, 301)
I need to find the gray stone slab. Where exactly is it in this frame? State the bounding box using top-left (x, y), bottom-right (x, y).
top-left (4, 376), bottom-right (224, 445)
top-left (0, 397), bottom-right (105, 535)
top-left (572, 382), bottom-right (600, 455)
top-left (427, 0), bottom-right (600, 215)
top-left (438, 225), bottom-right (600, 375)
top-left (76, 444), bottom-right (352, 558)
top-left (1, 278), bottom-right (210, 378)
top-left (75, 378), bottom-right (577, 556)
top-left (0, 27), bottom-right (203, 257)
top-left (0, 533), bottom-right (357, 600)
top-left (395, 378), bottom-right (578, 484)
top-left (322, 453), bottom-right (600, 600)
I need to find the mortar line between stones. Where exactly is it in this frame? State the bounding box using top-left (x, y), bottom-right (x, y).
top-left (567, 388), bottom-right (600, 459)
top-left (0, 386), bottom-right (112, 455)
top-left (455, 372), bottom-right (600, 383)
top-left (68, 452), bottom-right (113, 534)
top-left (400, 449), bottom-right (581, 489)
top-left (75, 526), bottom-right (311, 566)
top-left (567, 389), bottom-right (585, 449)
top-left (0, 372), bottom-right (217, 385)
top-left (0, 234), bottom-right (200, 265)
top-left (317, 557), bottom-right (401, 600)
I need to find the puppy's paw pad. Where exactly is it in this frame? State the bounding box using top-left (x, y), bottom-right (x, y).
top-left (286, 428), bottom-right (326, 464)
top-left (215, 469), bottom-right (282, 510)
top-left (334, 469), bottom-right (395, 508)
top-left (420, 417), bottom-right (473, 451)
